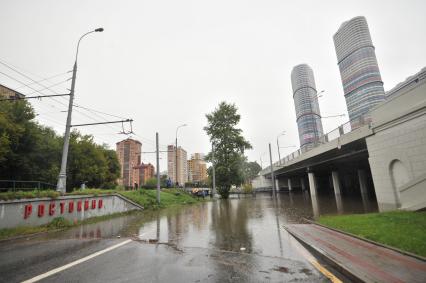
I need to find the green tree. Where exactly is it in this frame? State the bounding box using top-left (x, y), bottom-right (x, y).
top-left (160, 174), bottom-right (168, 187)
top-left (0, 100), bottom-right (43, 180)
top-left (0, 99), bottom-right (120, 191)
top-left (144, 177), bottom-right (158, 188)
top-left (242, 160), bottom-right (261, 183)
top-left (102, 148), bottom-right (121, 189)
top-left (67, 131), bottom-right (120, 191)
top-left (204, 102), bottom-right (252, 198)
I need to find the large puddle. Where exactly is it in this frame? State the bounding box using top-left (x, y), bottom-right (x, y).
top-left (51, 191), bottom-right (377, 258)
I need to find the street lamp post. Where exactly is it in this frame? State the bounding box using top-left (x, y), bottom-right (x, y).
top-left (276, 131), bottom-right (286, 165)
top-left (175, 124), bottom-right (187, 187)
top-left (310, 89), bottom-right (324, 145)
top-left (211, 143), bottom-right (216, 197)
top-left (56, 28), bottom-right (104, 194)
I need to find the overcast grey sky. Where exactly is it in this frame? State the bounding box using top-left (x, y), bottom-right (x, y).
top-left (1, 0), bottom-right (425, 171)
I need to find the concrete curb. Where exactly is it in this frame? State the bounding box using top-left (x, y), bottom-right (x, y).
top-left (304, 218), bottom-right (426, 262)
top-left (114, 193), bottom-right (144, 210)
top-left (284, 225), bottom-right (365, 283)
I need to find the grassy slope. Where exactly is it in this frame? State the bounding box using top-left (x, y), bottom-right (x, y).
top-left (0, 188), bottom-right (204, 240)
top-left (318, 211), bottom-right (426, 257)
top-left (0, 188), bottom-right (202, 210)
top-left (0, 190), bottom-right (61, 201)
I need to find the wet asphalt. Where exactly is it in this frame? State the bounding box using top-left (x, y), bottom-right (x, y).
top-left (0, 192), bottom-right (369, 282)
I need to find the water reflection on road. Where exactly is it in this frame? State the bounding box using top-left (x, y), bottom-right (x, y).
top-left (53, 192), bottom-right (376, 244)
top-left (33, 192), bottom-right (378, 281)
top-left (62, 191), bottom-right (377, 251)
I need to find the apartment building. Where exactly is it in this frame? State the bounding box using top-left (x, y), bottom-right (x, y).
top-left (116, 138), bottom-right (142, 188)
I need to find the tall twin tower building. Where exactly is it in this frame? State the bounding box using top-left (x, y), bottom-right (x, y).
top-left (292, 16), bottom-right (385, 150)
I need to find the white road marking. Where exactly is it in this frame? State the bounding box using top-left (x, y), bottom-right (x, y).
top-left (21, 239), bottom-right (132, 283)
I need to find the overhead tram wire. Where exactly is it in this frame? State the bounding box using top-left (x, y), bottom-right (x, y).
top-left (0, 69), bottom-right (126, 147)
top-left (25, 78), bottom-right (72, 96)
top-left (0, 60), bottom-right (69, 96)
top-left (0, 69), bottom-right (91, 124)
top-left (0, 60), bottom-right (162, 149)
top-left (0, 65), bottom-right (122, 133)
top-left (15, 71), bottom-right (72, 90)
top-left (73, 104), bottom-right (127, 120)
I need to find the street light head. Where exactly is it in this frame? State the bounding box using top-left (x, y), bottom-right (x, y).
top-left (95, 28), bottom-right (104, 32)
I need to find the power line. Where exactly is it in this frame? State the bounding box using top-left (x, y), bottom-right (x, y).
top-left (0, 60), bottom-right (66, 95)
top-left (0, 59), bottom-right (162, 149)
top-left (25, 78), bottom-right (71, 95)
top-left (73, 104), bottom-right (127, 120)
top-left (15, 71), bottom-right (71, 90)
top-left (1, 60), bottom-right (129, 135)
top-left (0, 93), bottom-right (69, 102)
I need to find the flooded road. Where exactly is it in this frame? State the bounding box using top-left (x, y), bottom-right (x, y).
top-left (0, 192), bottom-right (376, 282)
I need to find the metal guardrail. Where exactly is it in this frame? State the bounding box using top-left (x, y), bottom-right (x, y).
top-left (0, 180), bottom-right (56, 192)
top-left (261, 115), bottom-right (371, 174)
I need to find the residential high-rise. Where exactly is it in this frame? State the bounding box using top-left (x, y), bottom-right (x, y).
top-left (291, 64), bottom-right (324, 151)
top-left (187, 153), bottom-right (208, 183)
top-left (137, 163), bottom-right (155, 185)
top-left (333, 16), bottom-right (385, 128)
top-left (167, 145), bottom-right (187, 186)
top-left (116, 138), bottom-right (141, 188)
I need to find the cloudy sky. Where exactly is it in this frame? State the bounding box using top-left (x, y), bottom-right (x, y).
top-left (1, 0), bottom-right (425, 171)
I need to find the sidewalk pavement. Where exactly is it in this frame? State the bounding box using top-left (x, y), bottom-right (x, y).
top-left (285, 224), bottom-right (426, 283)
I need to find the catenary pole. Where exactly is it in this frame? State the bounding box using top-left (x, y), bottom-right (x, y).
top-left (56, 28), bottom-right (103, 194)
top-left (156, 132), bottom-right (160, 204)
top-left (211, 143), bottom-right (216, 197)
top-left (269, 143), bottom-right (276, 196)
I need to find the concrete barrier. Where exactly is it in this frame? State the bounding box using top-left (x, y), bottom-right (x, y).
top-left (0, 194), bottom-right (143, 229)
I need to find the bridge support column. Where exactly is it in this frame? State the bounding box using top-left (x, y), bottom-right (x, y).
top-left (332, 171), bottom-right (343, 214)
top-left (358, 169), bottom-right (370, 211)
top-left (275, 179), bottom-right (279, 192)
top-left (288, 178), bottom-right (292, 191)
top-left (331, 171), bottom-right (341, 196)
top-left (308, 172), bottom-right (317, 197)
top-left (301, 177), bottom-right (306, 191)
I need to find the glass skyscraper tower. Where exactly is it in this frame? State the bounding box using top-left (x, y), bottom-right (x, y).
top-left (291, 64), bottom-right (323, 151)
top-left (333, 16), bottom-right (385, 128)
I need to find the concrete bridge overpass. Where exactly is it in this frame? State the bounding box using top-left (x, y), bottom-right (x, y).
top-left (256, 68), bottom-right (426, 212)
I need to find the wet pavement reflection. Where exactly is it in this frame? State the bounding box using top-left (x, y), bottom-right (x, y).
top-left (54, 191), bottom-right (376, 251)
top-left (51, 191), bottom-right (377, 245)
top-left (8, 192), bottom-right (377, 282)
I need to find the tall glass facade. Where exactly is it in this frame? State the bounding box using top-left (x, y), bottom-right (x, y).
top-left (333, 16), bottom-right (385, 128)
top-left (291, 64), bottom-right (323, 151)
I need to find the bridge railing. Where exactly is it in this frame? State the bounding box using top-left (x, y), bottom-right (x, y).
top-left (262, 115), bottom-right (371, 174)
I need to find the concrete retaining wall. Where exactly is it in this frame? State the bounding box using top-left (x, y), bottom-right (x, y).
top-left (0, 194), bottom-right (143, 229)
top-left (367, 79), bottom-right (426, 211)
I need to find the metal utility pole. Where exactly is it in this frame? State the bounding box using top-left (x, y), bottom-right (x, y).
top-left (211, 143), bottom-right (216, 197)
top-left (276, 139), bottom-right (281, 165)
top-left (310, 90), bottom-right (324, 145)
top-left (269, 143), bottom-right (276, 195)
top-left (56, 28), bottom-right (103, 194)
top-left (156, 132), bottom-right (160, 204)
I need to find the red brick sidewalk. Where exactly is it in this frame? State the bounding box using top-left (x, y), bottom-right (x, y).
top-left (285, 224), bottom-right (426, 283)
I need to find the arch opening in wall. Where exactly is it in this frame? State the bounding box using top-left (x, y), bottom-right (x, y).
top-left (389, 159), bottom-right (410, 208)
